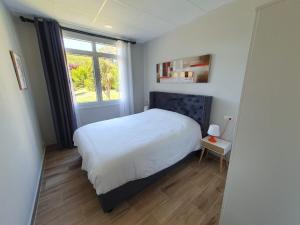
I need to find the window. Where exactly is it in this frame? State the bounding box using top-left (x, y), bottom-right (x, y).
top-left (99, 58), bottom-right (120, 101)
top-left (96, 43), bottom-right (117, 54)
top-left (64, 38), bottom-right (92, 52)
top-left (66, 54), bottom-right (96, 103)
top-left (64, 36), bottom-right (120, 105)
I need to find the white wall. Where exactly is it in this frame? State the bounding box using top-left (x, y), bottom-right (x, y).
top-left (143, 0), bottom-right (273, 141)
top-left (0, 2), bottom-right (45, 225)
top-left (220, 1), bottom-right (300, 224)
top-left (76, 104), bottom-right (121, 126)
top-left (14, 19), bottom-right (57, 145)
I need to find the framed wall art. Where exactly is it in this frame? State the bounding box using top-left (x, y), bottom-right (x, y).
top-left (10, 50), bottom-right (27, 90)
top-left (156, 54), bottom-right (211, 83)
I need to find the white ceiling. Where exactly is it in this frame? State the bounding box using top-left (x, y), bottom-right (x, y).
top-left (3, 0), bottom-right (234, 42)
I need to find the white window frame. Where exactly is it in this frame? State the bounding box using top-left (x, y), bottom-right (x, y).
top-left (63, 31), bottom-right (120, 108)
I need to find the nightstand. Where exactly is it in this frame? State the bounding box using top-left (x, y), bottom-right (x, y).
top-left (199, 136), bottom-right (232, 173)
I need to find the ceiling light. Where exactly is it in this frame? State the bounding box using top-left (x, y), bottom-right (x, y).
top-left (104, 25), bottom-right (112, 29)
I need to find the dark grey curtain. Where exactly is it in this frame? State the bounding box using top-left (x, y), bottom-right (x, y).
top-left (34, 17), bottom-right (77, 149)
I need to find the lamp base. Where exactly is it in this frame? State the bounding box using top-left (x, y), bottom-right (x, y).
top-left (208, 136), bottom-right (217, 143)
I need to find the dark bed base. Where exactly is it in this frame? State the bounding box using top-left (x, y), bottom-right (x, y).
top-left (98, 151), bottom-right (198, 212)
top-left (97, 91), bottom-right (212, 212)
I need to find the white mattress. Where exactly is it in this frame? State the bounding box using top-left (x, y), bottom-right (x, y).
top-left (73, 108), bottom-right (202, 194)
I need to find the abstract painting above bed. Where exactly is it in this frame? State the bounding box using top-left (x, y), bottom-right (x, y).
top-left (156, 54), bottom-right (212, 83)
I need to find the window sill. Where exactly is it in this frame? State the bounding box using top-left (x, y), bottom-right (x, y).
top-left (76, 101), bottom-right (120, 109)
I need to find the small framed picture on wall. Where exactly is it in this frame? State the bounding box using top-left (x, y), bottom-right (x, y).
top-left (10, 50), bottom-right (27, 90)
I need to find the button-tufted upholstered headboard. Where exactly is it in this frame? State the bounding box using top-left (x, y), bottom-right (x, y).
top-left (149, 92), bottom-right (213, 137)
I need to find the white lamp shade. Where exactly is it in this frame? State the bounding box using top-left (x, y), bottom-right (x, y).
top-left (207, 124), bottom-right (220, 137)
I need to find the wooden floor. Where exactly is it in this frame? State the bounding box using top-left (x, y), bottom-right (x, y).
top-left (34, 149), bottom-right (227, 225)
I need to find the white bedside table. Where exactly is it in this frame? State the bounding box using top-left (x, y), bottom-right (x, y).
top-left (199, 136), bottom-right (232, 173)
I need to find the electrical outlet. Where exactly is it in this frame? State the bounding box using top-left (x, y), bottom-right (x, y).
top-left (224, 115), bottom-right (233, 121)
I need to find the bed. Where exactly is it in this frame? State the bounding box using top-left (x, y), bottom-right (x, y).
top-left (73, 91), bottom-right (212, 212)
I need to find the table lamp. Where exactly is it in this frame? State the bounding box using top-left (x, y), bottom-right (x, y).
top-left (207, 124), bottom-right (220, 143)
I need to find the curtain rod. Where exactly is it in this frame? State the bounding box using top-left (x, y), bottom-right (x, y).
top-left (20, 16), bottom-right (136, 44)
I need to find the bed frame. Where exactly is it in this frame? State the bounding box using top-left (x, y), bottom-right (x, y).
top-left (97, 91), bottom-right (212, 212)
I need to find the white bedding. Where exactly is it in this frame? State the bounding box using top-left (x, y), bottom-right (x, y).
top-left (73, 108), bottom-right (202, 194)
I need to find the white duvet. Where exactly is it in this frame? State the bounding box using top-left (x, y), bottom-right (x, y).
top-left (73, 108), bottom-right (202, 194)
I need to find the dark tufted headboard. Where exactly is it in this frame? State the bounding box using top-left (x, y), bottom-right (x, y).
top-left (149, 92), bottom-right (212, 137)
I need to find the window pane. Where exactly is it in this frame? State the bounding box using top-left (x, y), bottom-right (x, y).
top-left (64, 38), bottom-right (93, 52)
top-left (66, 54), bottom-right (97, 103)
top-left (99, 58), bottom-right (120, 101)
top-left (96, 43), bottom-right (117, 54)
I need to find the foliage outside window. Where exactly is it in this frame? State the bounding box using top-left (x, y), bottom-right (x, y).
top-left (64, 36), bottom-right (120, 104)
top-left (99, 58), bottom-right (119, 101)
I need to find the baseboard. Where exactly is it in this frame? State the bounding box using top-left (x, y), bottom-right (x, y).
top-left (29, 147), bottom-right (46, 225)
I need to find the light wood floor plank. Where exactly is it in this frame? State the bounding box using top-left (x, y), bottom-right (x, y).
top-left (34, 149), bottom-right (227, 225)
